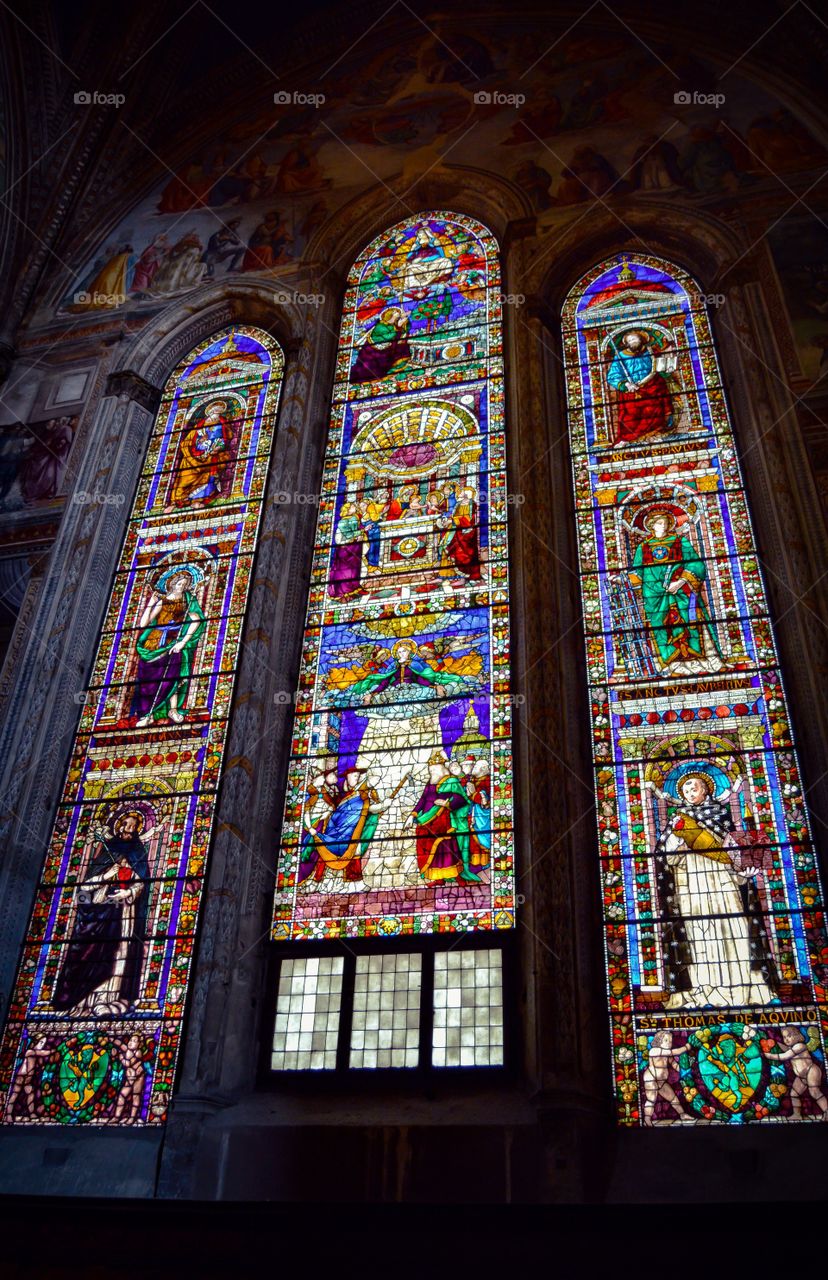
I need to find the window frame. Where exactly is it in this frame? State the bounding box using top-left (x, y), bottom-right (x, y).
top-left (261, 931), bottom-right (518, 1090)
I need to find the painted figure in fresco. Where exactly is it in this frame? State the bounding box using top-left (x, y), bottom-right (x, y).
top-left (70, 243), bottom-right (136, 308)
top-left (201, 220), bottom-right (245, 277)
top-left (679, 125), bottom-right (745, 195)
top-left (274, 143), bottom-right (330, 195)
top-left (150, 231), bottom-right (205, 295)
top-left (19, 416), bottom-right (75, 503)
top-left (554, 147), bottom-right (628, 204)
top-left (746, 109), bottom-right (826, 173)
top-left (132, 568), bottom-right (206, 727)
top-left (53, 811), bottom-right (152, 1017)
top-left (606, 329), bottom-right (674, 443)
top-left (298, 762), bottom-right (403, 888)
top-left (647, 771), bottom-right (778, 1010)
top-left (241, 210), bottom-right (293, 271)
top-left (627, 509), bottom-right (724, 677)
top-left (642, 1031), bottom-right (686, 1126)
top-left (166, 399), bottom-right (237, 512)
top-left (630, 136), bottom-right (684, 191)
top-left (329, 501), bottom-right (366, 598)
top-left (409, 750), bottom-right (480, 883)
top-left (762, 1026), bottom-right (828, 1119)
top-left (131, 235), bottom-right (170, 293)
top-left (351, 307), bottom-right (411, 383)
top-left (501, 86), bottom-right (562, 147)
top-left (156, 161), bottom-right (213, 213)
top-left (439, 485), bottom-right (482, 583)
top-left (513, 160), bottom-right (554, 210)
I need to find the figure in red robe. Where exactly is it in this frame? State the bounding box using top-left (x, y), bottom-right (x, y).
top-left (441, 487), bottom-right (482, 581)
top-left (607, 330), bottom-right (674, 443)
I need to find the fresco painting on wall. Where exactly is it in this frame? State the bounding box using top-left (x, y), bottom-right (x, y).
top-left (0, 417), bottom-right (78, 514)
top-left (52, 32), bottom-right (826, 321)
top-left (564, 255), bottom-right (828, 1126)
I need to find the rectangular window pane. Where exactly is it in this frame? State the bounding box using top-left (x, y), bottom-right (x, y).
top-left (432, 949), bottom-right (503, 1068)
top-left (349, 953), bottom-right (422, 1069)
top-left (271, 956), bottom-right (344, 1070)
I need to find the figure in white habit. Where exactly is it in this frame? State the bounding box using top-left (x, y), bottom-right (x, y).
top-left (647, 771), bottom-right (778, 1010)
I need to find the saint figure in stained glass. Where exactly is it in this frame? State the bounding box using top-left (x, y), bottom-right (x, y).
top-left (133, 568), bottom-right (206, 726)
top-left (606, 328), bottom-right (675, 442)
top-left (627, 508), bottom-right (724, 676)
top-left (53, 810), bottom-right (151, 1017)
top-left (165, 398), bottom-right (240, 511)
top-left (648, 770), bottom-right (778, 1009)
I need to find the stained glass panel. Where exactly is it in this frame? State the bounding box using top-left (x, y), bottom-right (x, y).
top-left (271, 213), bottom-right (515, 942)
top-left (563, 256), bottom-right (828, 1126)
top-left (0, 326), bottom-right (284, 1125)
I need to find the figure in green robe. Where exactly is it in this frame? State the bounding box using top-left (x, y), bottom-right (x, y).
top-left (132, 568), bottom-right (206, 726)
top-left (410, 751), bottom-right (481, 883)
top-left (628, 509), bottom-right (724, 675)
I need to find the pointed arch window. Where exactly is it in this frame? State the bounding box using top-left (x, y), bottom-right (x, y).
top-left (270, 212), bottom-right (515, 1071)
top-left (563, 255), bottom-right (828, 1126)
top-left (0, 326), bottom-right (284, 1125)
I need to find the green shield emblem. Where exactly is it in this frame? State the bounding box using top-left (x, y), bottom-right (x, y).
top-left (697, 1029), bottom-right (763, 1113)
top-left (58, 1038), bottom-right (110, 1113)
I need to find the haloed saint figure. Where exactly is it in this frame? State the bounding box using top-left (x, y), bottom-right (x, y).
top-left (649, 770), bottom-right (778, 1010)
top-left (53, 810), bottom-right (154, 1017)
top-left (165, 398), bottom-right (237, 512)
top-left (628, 508), bottom-right (724, 676)
top-left (132, 567), bottom-right (206, 727)
top-left (607, 329), bottom-right (675, 443)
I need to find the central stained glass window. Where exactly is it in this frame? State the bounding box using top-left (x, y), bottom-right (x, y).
top-left (271, 212), bottom-right (515, 942)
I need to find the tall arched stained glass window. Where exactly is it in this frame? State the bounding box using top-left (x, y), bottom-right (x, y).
top-left (563, 255), bottom-right (828, 1126)
top-left (0, 326), bottom-right (284, 1125)
top-left (270, 214), bottom-right (514, 1070)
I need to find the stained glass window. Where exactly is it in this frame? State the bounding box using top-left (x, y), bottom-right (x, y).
top-left (271, 212), bottom-right (515, 946)
top-left (0, 325), bottom-right (284, 1125)
top-left (564, 255), bottom-right (828, 1126)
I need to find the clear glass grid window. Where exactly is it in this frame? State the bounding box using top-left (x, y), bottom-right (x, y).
top-left (432, 949), bottom-right (504, 1067)
top-left (271, 956), bottom-right (344, 1070)
top-left (350, 953), bottom-right (422, 1069)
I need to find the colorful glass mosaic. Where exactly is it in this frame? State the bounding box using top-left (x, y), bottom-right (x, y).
top-left (563, 255), bottom-right (828, 1126)
top-left (0, 325), bottom-right (284, 1125)
top-left (271, 212), bottom-right (515, 941)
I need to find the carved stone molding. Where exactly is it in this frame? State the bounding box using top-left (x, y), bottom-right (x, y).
top-left (104, 369), bottom-right (162, 413)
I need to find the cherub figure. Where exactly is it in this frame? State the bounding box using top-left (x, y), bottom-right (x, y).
top-left (5, 1035), bottom-right (57, 1120)
top-left (642, 1030), bottom-right (686, 1125)
top-left (113, 1034), bottom-right (147, 1122)
top-left (763, 1026), bottom-right (828, 1119)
